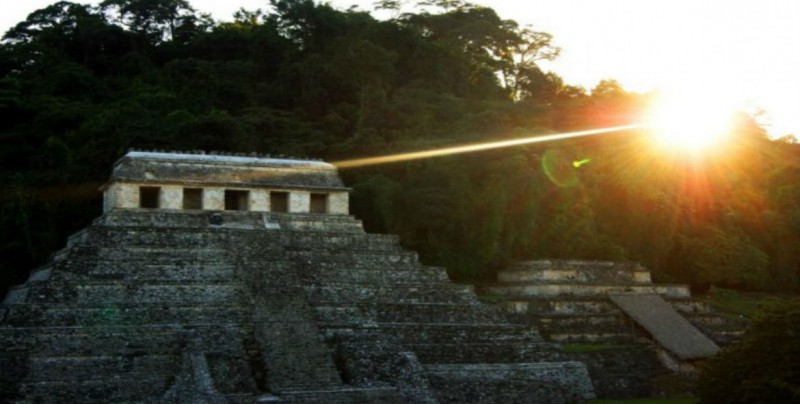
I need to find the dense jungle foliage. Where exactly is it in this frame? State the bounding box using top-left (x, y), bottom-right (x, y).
top-left (697, 298), bottom-right (800, 403)
top-left (2, 0), bottom-right (799, 297)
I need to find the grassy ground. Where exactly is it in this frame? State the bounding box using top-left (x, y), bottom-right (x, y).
top-left (701, 286), bottom-right (788, 319)
top-left (475, 292), bottom-right (504, 304)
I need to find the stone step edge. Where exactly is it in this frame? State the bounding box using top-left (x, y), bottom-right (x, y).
top-left (28, 354), bottom-right (174, 362)
top-left (547, 332), bottom-right (639, 341)
top-left (500, 264), bottom-right (648, 273)
top-left (319, 322), bottom-right (528, 329)
top-left (402, 341), bottom-right (552, 349)
top-left (500, 267), bottom-right (650, 273)
top-left (94, 215), bottom-right (365, 226)
top-left (304, 281), bottom-right (469, 289)
top-left (488, 295), bottom-right (701, 302)
top-left (86, 224), bottom-right (367, 236)
top-left (19, 279), bottom-right (242, 286)
top-left (423, 360), bottom-right (587, 371)
top-left (0, 321), bottom-right (284, 332)
top-left (18, 376), bottom-right (168, 387)
top-left (482, 284), bottom-right (691, 298)
top-left (6, 275), bottom-right (241, 291)
top-left (506, 260), bottom-right (643, 268)
top-left (314, 302), bottom-right (486, 309)
top-left (274, 386), bottom-right (398, 397)
top-left (7, 302), bottom-right (251, 309)
top-left (529, 312), bottom-right (628, 319)
top-left (486, 281), bottom-right (689, 288)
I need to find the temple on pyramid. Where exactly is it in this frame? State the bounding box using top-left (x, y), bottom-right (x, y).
top-left (0, 151), bottom-right (598, 403)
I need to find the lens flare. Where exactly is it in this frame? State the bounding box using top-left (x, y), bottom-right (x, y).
top-left (333, 124), bottom-right (648, 169)
top-left (573, 158), bottom-right (591, 168)
top-left (542, 149), bottom-right (579, 187)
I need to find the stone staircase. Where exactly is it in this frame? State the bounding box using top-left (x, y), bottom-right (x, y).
top-left (481, 260), bottom-right (744, 345)
top-left (670, 300), bottom-right (748, 346)
top-left (478, 259), bottom-right (748, 398)
top-left (1, 211), bottom-right (594, 403)
top-left (259, 216), bottom-right (594, 402)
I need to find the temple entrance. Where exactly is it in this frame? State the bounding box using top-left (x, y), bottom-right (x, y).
top-left (310, 193), bottom-right (328, 214)
top-left (139, 186), bottom-right (160, 209)
top-left (270, 191), bottom-right (289, 213)
top-left (225, 190), bottom-right (249, 211)
top-left (183, 188), bottom-right (203, 209)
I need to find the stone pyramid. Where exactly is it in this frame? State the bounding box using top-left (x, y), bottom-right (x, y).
top-left (0, 152), bottom-right (594, 403)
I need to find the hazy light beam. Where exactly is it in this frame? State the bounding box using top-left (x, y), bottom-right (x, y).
top-left (333, 123), bottom-right (649, 169)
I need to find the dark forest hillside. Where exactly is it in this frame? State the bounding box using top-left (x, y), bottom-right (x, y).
top-left (2, 0), bottom-right (799, 297)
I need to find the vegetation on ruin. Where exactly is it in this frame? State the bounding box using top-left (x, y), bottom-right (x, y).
top-left (1, 0), bottom-right (799, 299)
top-left (701, 286), bottom-right (789, 320)
top-left (696, 298), bottom-right (800, 403)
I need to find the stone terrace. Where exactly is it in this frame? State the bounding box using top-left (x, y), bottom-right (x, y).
top-left (0, 211), bottom-right (594, 403)
top-left (482, 260), bottom-right (746, 346)
top-left (479, 260), bottom-right (747, 398)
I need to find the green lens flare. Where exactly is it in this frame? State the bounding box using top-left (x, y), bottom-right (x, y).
top-left (542, 149), bottom-right (579, 188)
top-left (573, 158), bottom-right (591, 168)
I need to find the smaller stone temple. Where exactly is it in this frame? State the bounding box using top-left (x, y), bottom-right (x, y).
top-left (480, 260), bottom-right (747, 397)
top-left (102, 151), bottom-right (350, 215)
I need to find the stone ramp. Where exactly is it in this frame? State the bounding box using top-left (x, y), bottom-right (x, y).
top-left (609, 294), bottom-right (719, 360)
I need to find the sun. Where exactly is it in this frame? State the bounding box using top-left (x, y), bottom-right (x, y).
top-left (647, 90), bottom-right (736, 154)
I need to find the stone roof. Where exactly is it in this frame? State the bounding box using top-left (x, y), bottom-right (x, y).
top-left (107, 151), bottom-right (348, 190)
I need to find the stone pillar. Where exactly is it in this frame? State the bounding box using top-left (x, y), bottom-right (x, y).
top-left (204, 188), bottom-right (225, 211)
top-left (328, 192), bottom-right (349, 215)
top-left (159, 185), bottom-right (182, 210)
top-left (289, 191), bottom-right (310, 213)
top-left (117, 184), bottom-right (140, 209)
top-left (103, 184), bottom-right (117, 213)
top-left (250, 189), bottom-right (269, 212)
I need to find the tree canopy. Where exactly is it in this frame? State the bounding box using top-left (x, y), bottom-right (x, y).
top-left (1, 0), bottom-right (799, 296)
top-left (697, 298), bottom-right (800, 403)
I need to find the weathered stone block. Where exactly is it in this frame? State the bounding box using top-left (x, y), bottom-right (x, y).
top-left (289, 190), bottom-right (310, 213)
top-left (159, 185), bottom-right (182, 209)
top-left (204, 187), bottom-right (225, 210)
